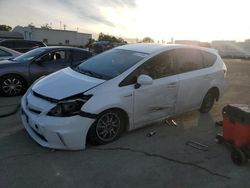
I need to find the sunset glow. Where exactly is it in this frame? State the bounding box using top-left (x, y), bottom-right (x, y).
top-left (1, 0), bottom-right (250, 42)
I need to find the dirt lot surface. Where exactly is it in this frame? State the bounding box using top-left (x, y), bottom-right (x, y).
top-left (0, 59), bottom-right (250, 188)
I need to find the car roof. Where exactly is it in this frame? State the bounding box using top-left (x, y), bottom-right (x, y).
top-left (39, 46), bottom-right (89, 51)
top-left (0, 39), bottom-right (41, 43)
top-left (116, 43), bottom-right (218, 55)
top-left (0, 46), bottom-right (21, 54)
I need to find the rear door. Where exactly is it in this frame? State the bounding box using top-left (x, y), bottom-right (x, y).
top-left (29, 49), bottom-right (69, 82)
top-left (174, 48), bottom-right (210, 113)
top-left (70, 49), bottom-right (92, 67)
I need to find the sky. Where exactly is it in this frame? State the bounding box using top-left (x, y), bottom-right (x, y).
top-left (0, 0), bottom-right (250, 42)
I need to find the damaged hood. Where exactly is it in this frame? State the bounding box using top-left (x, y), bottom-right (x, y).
top-left (32, 67), bottom-right (105, 100)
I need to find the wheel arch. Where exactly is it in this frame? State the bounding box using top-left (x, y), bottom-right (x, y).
top-left (0, 73), bottom-right (28, 87)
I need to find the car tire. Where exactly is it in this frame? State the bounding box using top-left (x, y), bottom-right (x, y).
top-left (199, 91), bottom-right (215, 113)
top-left (0, 75), bottom-right (26, 97)
top-left (231, 149), bottom-right (247, 166)
top-left (88, 110), bottom-right (125, 145)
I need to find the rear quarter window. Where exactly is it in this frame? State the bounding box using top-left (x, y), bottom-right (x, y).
top-left (202, 51), bottom-right (217, 68)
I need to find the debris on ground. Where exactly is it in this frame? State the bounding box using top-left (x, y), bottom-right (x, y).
top-left (186, 140), bottom-right (209, 151)
top-left (165, 119), bottom-right (177, 126)
top-left (146, 130), bottom-right (156, 137)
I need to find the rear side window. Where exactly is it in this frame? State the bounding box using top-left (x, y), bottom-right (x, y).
top-left (175, 48), bottom-right (203, 73)
top-left (202, 51), bottom-right (217, 68)
top-left (72, 50), bottom-right (92, 61)
top-left (0, 49), bottom-right (11, 57)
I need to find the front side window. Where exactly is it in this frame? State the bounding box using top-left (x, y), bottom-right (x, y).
top-left (175, 48), bottom-right (203, 73)
top-left (40, 50), bottom-right (66, 63)
top-left (120, 50), bottom-right (175, 86)
top-left (76, 49), bottom-right (148, 80)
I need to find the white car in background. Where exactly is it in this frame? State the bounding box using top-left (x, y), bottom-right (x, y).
top-left (0, 46), bottom-right (21, 61)
top-left (21, 44), bottom-right (227, 150)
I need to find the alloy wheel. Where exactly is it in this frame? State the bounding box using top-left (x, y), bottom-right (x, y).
top-left (95, 112), bottom-right (121, 142)
top-left (2, 77), bottom-right (23, 96)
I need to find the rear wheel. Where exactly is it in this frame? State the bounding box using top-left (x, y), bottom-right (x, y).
top-left (88, 110), bottom-right (125, 145)
top-left (0, 75), bottom-right (26, 97)
top-left (199, 91), bottom-right (215, 113)
top-left (231, 149), bottom-right (247, 166)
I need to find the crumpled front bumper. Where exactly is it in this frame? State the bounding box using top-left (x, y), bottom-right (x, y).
top-left (21, 92), bottom-right (95, 150)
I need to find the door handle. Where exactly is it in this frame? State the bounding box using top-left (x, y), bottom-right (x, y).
top-left (167, 82), bottom-right (177, 88)
top-left (169, 82), bottom-right (177, 86)
top-left (204, 74), bottom-right (210, 79)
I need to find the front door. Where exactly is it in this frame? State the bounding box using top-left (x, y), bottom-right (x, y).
top-left (128, 50), bottom-right (179, 128)
top-left (133, 75), bottom-right (179, 127)
top-left (29, 50), bottom-right (69, 82)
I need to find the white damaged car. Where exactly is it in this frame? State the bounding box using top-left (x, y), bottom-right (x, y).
top-left (21, 44), bottom-right (227, 150)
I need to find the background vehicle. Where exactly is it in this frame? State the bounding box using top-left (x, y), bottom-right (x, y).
top-left (0, 46), bottom-right (93, 96)
top-left (0, 39), bottom-right (46, 53)
top-left (0, 46), bottom-right (21, 61)
top-left (90, 41), bottom-right (113, 54)
top-left (21, 44), bottom-right (227, 150)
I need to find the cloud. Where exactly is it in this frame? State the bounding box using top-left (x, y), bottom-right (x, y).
top-left (55, 0), bottom-right (137, 27)
top-left (0, 0), bottom-right (137, 28)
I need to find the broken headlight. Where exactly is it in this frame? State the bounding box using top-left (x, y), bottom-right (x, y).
top-left (47, 95), bottom-right (92, 117)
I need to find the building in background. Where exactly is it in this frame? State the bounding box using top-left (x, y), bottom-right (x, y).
top-left (12, 26), bottom-right (92, 47)
top-left (0, 31), bottom-right (23, 40)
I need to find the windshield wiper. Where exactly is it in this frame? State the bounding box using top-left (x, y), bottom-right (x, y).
top-left (75, 67), bottom-right (104, 79)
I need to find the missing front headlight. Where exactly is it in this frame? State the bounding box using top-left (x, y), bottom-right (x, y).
top-left (47, 95), bottom-right (92, 117)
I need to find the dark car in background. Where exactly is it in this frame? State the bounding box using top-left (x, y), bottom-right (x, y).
top-left (0, 46), bottom-right (93, 96)
top-left (0, 46), bottom-right (21, 61)
top-left (90, 41), bottom-right (113, 54)
top-left (0, 39), bottom-right (46, 53)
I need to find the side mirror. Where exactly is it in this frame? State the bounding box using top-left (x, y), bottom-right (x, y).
top-left (135, 74), bottom-right (153, 89)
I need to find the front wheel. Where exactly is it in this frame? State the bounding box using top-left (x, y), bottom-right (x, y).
top-left (88, 110), bottom-right (125, 145)
top-left (199, 91), bottom-right (215, 113)
top-left (0, 75), bottom-right (26, 97)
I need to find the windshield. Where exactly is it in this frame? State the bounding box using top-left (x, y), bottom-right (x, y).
top-left (14, 48), bottom-right (46, 63)
top-left (76, 49), bottom-right (148, 80)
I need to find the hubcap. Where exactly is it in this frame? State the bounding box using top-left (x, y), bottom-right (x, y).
top-left (2, 78), bottom-right (23, 96)
top-left (96, 112), bottom-right (121, 142)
